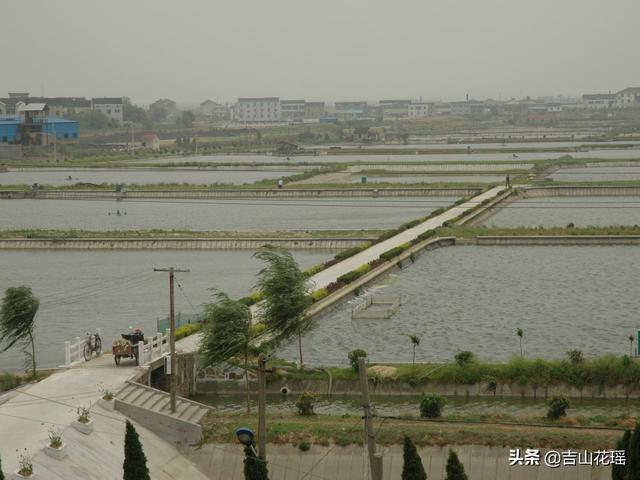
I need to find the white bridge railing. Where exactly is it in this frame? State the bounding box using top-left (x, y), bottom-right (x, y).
top-left (64, 328), bottom-right (102, 366)
top-left (136, 329), bottom-right (170, 366)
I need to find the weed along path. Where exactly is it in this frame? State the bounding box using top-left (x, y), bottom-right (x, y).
top-left (308, 185), bottom-right (505, 290)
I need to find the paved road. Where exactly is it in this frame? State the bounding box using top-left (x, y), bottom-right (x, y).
top-left (308, 186), bottom-right (504, 290)
top-left (0, 354), bottom-right (208, 479)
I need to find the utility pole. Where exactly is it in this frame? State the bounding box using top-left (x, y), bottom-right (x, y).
top-left (153, 267), bottom-right (190, 413)
top-left (358, 357), bottom-right (383, 480)
top-left (257, 354), bottom-right (267, 459)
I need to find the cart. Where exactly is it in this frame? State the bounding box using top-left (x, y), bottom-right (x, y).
top-left (112, 332), bottom-right (144, 365)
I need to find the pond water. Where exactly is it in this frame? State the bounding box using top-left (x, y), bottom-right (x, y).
top-left (482, 196), bottom-right (640, 227)
top-left (0, 168), bottom-right (300, 186)
top-left (0, 249), bottom-right (334, 371)
top-left (0, 197), bottom-right (459, 231)
top-left (193, 393), bottom-right (640, 419)
top-left (276, 246), bottom-right (640, 365)
top-left (126, 149), bottom-right (640, 165)
top-left (548, 166), bottom-right (640, 182)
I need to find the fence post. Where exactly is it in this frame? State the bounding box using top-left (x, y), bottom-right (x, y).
top-left (65, 341), bottom-right (71, 366)
top-left (137, 341), bottom-right (145, 366)
top-left (75, 337), bottom-right (82, 362)
top-left (158, 332), bottom-right (164, 355)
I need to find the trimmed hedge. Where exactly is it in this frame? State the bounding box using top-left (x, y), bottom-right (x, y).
top-left (310, 288), bottom-right (329, 303)
top-left (238, 291), bottom-right (265, 307)
top-left (175, 323), bottom-right (203, 340)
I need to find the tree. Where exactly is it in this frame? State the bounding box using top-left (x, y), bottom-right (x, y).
top-left (454, 351), bottom-right (474, 367)
top-left (613, 429), bottom-right (631, 480)
top-left (409, 334), bottom-right (420, 369)
top-left (445, 450), bottom-right (468, 480)
top-left (179, 111), bottom-right (195, 128)
top-left (516, 328), bottom-right (524, 357)
top-left (0, 451), bottom-right (4, 480)
top-left (123, 420), bottom-right (150, 480)
top-left (254, 249), bottom-right (312, 369)
top-left (199, 292), bottom-right (253, 413)
top-left (626, 422), bottom-right (640, 480)
top-left (546, 395), bottom-right (569, 420)
top-left (122, 97), bottom-right (150, 126)
top-left (402, 436), bottom-right (427, 480)
top-left (567, 349), bottom-right (584, 364)
top-left (68, 110), bottom-right (109, 130)
top-left (1, 286), bottom-right (39, 377)
top-left (348, 349), bottom-right (367, 372)
top-left (629, 335), bottom-right (635, 358)
top-left (244, 446), bottom-right (269, 480)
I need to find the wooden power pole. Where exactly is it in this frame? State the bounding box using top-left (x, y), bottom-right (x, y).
top-left (358, 357), bottom-right (383, 480)
top-left (257, 354), bottom-right (268, 459)
top-left (154, 267), bottom-right (190, 413)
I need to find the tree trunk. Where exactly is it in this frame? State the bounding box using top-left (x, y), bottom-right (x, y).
top-left (412, 346), bottom-right (416, 369)
top-left (298, 330), bottom-right (304, 370)
top-left (519, 338), bottom-right (523, 357)
top-left (244, 352), bottom-right (251, 414)
top-left (28, 329), bottom-right (36, 378)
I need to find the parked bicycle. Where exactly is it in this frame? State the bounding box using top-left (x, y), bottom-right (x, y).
top-left (83, 330), bottom-right (102, 361)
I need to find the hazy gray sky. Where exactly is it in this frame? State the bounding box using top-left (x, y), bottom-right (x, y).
top-left (3, 0), bottom-right (639, 105)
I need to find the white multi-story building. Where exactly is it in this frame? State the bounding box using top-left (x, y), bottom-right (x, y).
top-left (280, 100), bottom-right (305, 122)
top-left (235, 97), bottom-right (280, 122)
top-left (92, 97), bottom-right (123, 124)
top-left (582, 94), bottom-right (615, 110)
top-left (408, 102), bottom-right (431, 118)
top-left (615, 88), bottom-right (640, 108)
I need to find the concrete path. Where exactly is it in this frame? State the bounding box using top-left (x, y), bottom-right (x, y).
top-left (0, 354), bottom-right (208, 479)
top-left (308, 185), bottom-right (504, 290)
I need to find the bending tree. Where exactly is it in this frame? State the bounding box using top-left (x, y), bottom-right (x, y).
top-left (445, 450), bottom-right (468, 480)
top-left (402, 436), bottom-right (427, 480)
top-left (626, 422), bottom-right (640, 480)
top-left (254, 249), bottom-right (311, 369)
top-left (0, 451), bottom-right (4, 480)
top-left (244, 446), bottom-right (269, 480)
top-left (123, 420), bottom-right (150, 480)
top-left (200, 292), bottom-right (253, 413)
top-left (0, 286), bottom-right (39, 378)
top-left (516, 328), bottom-right (524, 357)
top-left (409, 335), bottom-right (420, 369)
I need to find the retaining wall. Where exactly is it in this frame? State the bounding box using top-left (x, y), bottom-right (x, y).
top-left (476, 235), bottom-right (640, 246)
top-left (0, 187), bottom-right (480, 200)
top-left (0, 237), bottom-right (370, 250)
top-left (522, 185), bottom-right (640, 197)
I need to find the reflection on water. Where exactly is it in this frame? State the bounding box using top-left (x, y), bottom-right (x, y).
top-left (0, 249), bottom-right (333, 371)
top-left (277, 246), bottom-right (640, 365)
top-left (193, 393), bottom-right (640, 418)
top-left (483, 196), bottom-right (640, 227)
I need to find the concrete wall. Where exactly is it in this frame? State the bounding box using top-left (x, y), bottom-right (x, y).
top-left (522, 185), bottom-right (640, 197)
top-left (476, 235), bottom-right (640, 245)
top-left (115, 397), bottom-right (202, 446)
top-left (186, 444), bottom-right (612, 480)
top-left (200, 377), bottom-right (640, 400)
top-left (0, 187), bottom-right (479, 200)
top-left (0, 237), bottom-right (370, 250)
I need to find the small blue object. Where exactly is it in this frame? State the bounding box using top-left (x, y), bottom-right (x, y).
top-left (235, 427), bottom-right (255, 446)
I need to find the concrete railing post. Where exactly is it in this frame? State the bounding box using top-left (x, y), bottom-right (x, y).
top-left (158, 332), bottom-right (164, 355)
top-left (137, 341), bottom-right (145, 366)
top-left (75, 337), bottom-right (82, 362)
top-left (65, 341), bottom-right (71, 366)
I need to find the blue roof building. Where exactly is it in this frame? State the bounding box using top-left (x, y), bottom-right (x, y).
top-left (0, 115), bottom-right (79, 145)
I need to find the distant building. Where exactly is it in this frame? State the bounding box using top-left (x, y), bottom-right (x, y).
top-left (408, 102), bottom-right (431, 118)
top-left (450, 102), bottom-right (471, 116)
top-left (1, 103), bottom-right (79, 145)
top-left (380, 100), bottom-right (410, 120)
top-left (27, 97), bottom-right (92, 117)
top-left (280, 100), bottom-right (306, 122)
top-left (582, 94), bottom-right (615, 110)
top-left (141, 133), bottom-right (160, 151)
top-left (432, 103), bottom-right (452, 115)
top-left (334, 101), bottom-right (368, 121)
top-left (197, 100), bottom-right (229, 119)
top-left (92, 97), bottom-right (123, 123)
top-left (304, 101), bottom-right (325, 119)
top-left (0, 100), bottom-right (5, 116)
top-left (235, 97), bottom-right (280, 123)
top-left (546, 103), bottom-right (563, 113)
top-left (615, 88), bottom-right (640, 108)
top-left (149, 98), bottom-right (179, 122)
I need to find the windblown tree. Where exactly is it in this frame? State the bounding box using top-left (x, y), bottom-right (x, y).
top-left (613, 429), bottom-right (631, 480)
top-left (123, 420), bottom-right (150, 480)
top-left (402, 436), bottom-right (427, 480)
top-left (625, 422), bottom-right (640, 480)
top-left (200, 292), bottom-right (253, 413)
top-left (254, 249), bottom-right (312, 369)
top-left (516, 328), bottom-right (524, 357)
top-left (0, 286), bottom-right (39, 378)
top-left (0, 451), bottom-right (4, 480)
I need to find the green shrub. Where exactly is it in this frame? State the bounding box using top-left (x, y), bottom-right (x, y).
top-left (348, 349), bottom-right (367, 371)
top-left (310, 288), bottom-right (329, 302)
top-left (337, 270), bottom-right (362, 284)
top-left (454, 351), bottom-right (474, 366)
top-left (298, 441), bottom-right (311, 452)
top-left (295, 391), bottom-right (316, 416)
top-left (174, 323), bottom-right (203, 340)
top-left (567, 349), bottom-right (584, 364)
top-left (0, 373), bottom-right (22, 393)
top-left (547, 395), bottom-right (570, 420)
top-left (334, 243), bottom-right (370, 262)
top-left (420, 394), bottom-right (446, 418)
top-left (379, 246), bottom-right (406, 261)
top-left (238, 291), bottom-right (264, 307)
top-left (302, 264), bottom-right (325, 277)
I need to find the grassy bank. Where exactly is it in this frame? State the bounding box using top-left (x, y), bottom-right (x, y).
top-left (438, 225), bottom-right (640, 238)
top-left (201, 412), bottom-right (623, 450)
